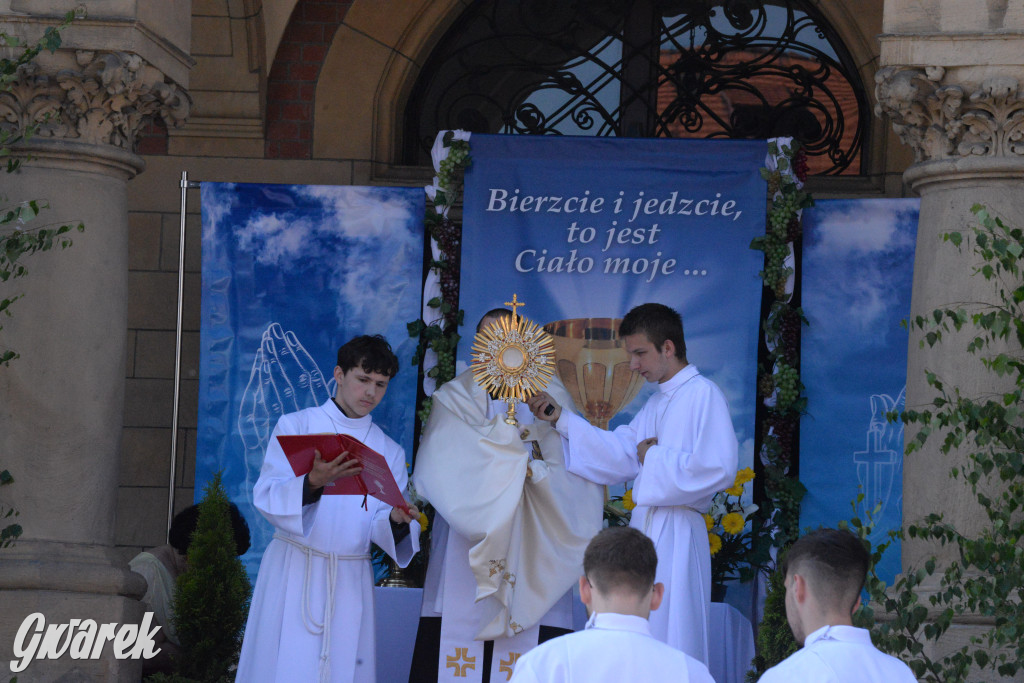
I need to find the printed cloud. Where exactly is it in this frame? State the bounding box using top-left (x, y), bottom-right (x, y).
top-left (803, 199), bottom-right (918, 345)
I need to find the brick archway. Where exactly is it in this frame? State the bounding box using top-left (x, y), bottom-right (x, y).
top-left (264, 0), bottom-right (464, 164)
top-left (265, 0), bottom-right (352, 159)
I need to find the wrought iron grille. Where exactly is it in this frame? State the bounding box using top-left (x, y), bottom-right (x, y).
top-left (404, 0), bottom-right (866, 175)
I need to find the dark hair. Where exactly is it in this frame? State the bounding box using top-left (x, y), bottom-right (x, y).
top-left (476, 308), bottom-right (512, 333)
top-left (781, 528), bottom-right (869, 613)
top-left (584, 527), bottom-right (658, 598)
top-left (168, 503), bottom-right (251, 556)
top-left (336, 334), bottom-right (399, 378)
top-left (619, 303), bottom-right (687, 360)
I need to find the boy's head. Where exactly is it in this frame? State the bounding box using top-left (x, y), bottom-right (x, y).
top-left (580, 527), bottom-right (664, 617)
top-left (334, 335), bottom-right (399, 417)
top-left (620, 304), bottom-right (688, 383)
top-left (780, 528), bottom-right (870, 644)
top-left (619, 303), bottom-right (687, 360)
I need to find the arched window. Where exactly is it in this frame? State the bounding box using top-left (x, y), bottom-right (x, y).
top-left (404, 0), bottom-right (866, 175)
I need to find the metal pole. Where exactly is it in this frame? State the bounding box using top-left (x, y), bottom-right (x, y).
top-left (169, 171), bottom-right (200, 541)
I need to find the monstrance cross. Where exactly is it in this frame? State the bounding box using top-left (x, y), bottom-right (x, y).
top-left (504, 294), bottom-right (525, 323)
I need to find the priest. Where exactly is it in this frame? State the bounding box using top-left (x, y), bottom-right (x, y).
top-left (409, 308), bottom-right (604, 683)
top-left (235, 335), bottom-right (420, 683)
top-left (527, 303), bottom-right (738, 664)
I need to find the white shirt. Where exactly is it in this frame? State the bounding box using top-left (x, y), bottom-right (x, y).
top-left (509, 612), bottom-right (715, 683)
top-left (759, 625), bottom-right (917, 683)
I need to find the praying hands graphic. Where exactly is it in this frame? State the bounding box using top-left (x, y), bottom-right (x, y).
top-left (238, 323), bottom-right (334, 545)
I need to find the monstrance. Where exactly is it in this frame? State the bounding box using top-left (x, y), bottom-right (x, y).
top-left (471, 294), bottom-right (555, 426)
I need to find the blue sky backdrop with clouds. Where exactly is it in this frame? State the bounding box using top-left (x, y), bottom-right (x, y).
top-left (198, 182), bottom-right (424, 579)
top-left (800, 198), bottom-right (919, 583)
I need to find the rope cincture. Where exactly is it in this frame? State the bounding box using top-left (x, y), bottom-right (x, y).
top-left (273, 532), bottom-right (371, 682)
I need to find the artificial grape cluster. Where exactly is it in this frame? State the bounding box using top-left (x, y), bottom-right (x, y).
top-left (768, 480), bottom-right (801, 540)
top-left (437, 141), bottom-right (471, 193)
top-left (773, 361), bottom-right (800, 413)
top-left (760, 236), bottom-right (791, 300)
top-left (417, 397), bottom-right (433, 425)
top-left (434, 218), bottom-right (462, 318)
top-left (431, 338), bottom-right (457, 384)
top-left (769, 190), bottom-right (801, 238)
top-left (433, 216), bottom-right (461, 254)
top-left (792, 149), bottom-right (810, 183)
top-left (786, 215), bottom-right (801, 243)
top-left (772, 419), bottom-right (795, 455)
top-left (779, 312), bottom-right (801, 365)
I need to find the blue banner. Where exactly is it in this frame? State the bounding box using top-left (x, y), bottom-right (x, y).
top-left (459, 135), bottom-right (767, 472)
top-left (799, 198), bottom-right (919, 583)
top-left (197, 183), bottom-right (424, 580)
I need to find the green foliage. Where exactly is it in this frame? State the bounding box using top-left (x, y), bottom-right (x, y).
top-left (0, 11), bottom-right (75, 173)
top-left (858, 205), bottom-right (1024, 681)
top-left (752, 140), bottom-right (810, 549)
top-left (1, 11), bottom-right (83, 367)
top-left (171, 473), bottom-right (251, 683)
top-left (747, 566), bottom-right (797, 681)
top-left (1, 8), bottom-right (80, 568)
top-left (0, 467), bottom-right (21, 548)
top-left (408, 133), bottom-right (471, 423)
top-left (1, 16), bottom-right (82, 683)
top-left (1, 215), bottom-right (84, 365)
top-left (603, 489), bottom-right (632, 527)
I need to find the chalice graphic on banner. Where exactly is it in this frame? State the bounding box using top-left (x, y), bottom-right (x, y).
top-left (471, 294), bottom-right (555, 426)
top-left (542, 318), bottom-right (643, 429)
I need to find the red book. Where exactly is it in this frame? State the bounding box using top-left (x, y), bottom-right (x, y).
top-left (277, 433), bottom-right (411, 513)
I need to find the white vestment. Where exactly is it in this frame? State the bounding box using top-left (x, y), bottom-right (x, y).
top-left (412, 370), bottom-right (603, 682)
top-left (555, 364), bottom-right (738, 663)
top-left (759, 625), bottom-right (917, 683)
top-left (509, 612), bottom-right (715, 683)
top-left (235, 400), bottom-right (419, 683)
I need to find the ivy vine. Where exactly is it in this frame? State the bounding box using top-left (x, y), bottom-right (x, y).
top-left (853, 205), bottom-right (1024, 681)
top-left (751, 139), bottom-right (813, 548)
top-left (408, 132), bottom-right (471, 423)
top-left (1, 11), bottom-right (81, 554)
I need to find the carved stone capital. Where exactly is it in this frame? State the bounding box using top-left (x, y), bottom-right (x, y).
top-left (0, 50), bottom-right (189, 153)
top-left (875, 65), bottom-right (1024, 162)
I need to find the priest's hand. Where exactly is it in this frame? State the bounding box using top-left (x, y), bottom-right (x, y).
top-left (526, 392), bottom-right (561, 422)
top-left (308, 449), bottom-right (362, 488)
top-left (637, 437), bottom-right (657, 465)
top-left (390, 503), bottom-right (419, 524)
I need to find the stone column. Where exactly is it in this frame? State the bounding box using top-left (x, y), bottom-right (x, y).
top-left (0, 12), bottom-right (188, 680)
top-left (875, 1), bottom-right (1024, 670)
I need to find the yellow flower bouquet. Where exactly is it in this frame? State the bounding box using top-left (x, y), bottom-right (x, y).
top-left (708, 468), bottom-right (770, 595)
top-left (604, 487), bottom-right (636, 526)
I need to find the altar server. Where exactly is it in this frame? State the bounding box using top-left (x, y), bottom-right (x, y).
top-left (510, 526), bottom-right (714, 683)
top-left (236, 335), bottom-right (419, 683)
top-left (410, 308), bottom-right (604, 683)
top-left (759, 528), bottom-right (917, 683)
top-left (528, 302), bottom-right (737, 663)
